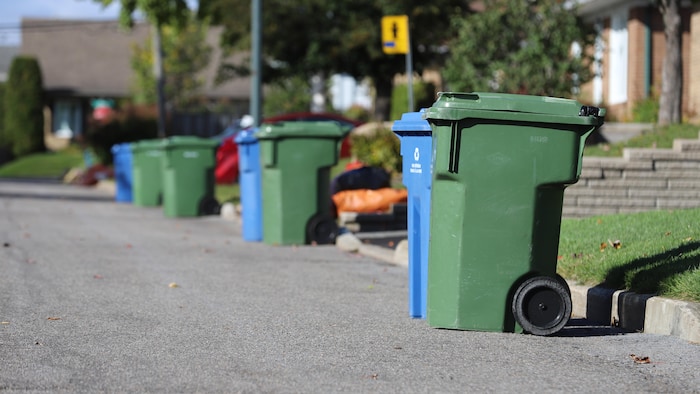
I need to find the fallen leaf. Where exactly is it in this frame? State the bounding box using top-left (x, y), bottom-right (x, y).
top-left (47, 317), bottom-right (61, 321)
top-left (557, 255), bottom-right (564, 260)
top-left (664, 232), bottom-right (671, 236)
top-left (611, 239), bottom-right (621, 249)
top-left (630, 354), bottom-right (651, 364)
top-left (600, 242), bottom-right (607, 252)
top-left (370, 373), bottom-right (379, 380)
top-left (93, 274), bottom-right (104, 279)
top-left (168, 282), bottom-right (179, 288)
top-left (685, 237), bottom-right (693, 242)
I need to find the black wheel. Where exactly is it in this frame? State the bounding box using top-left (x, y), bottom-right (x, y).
top-left (306, 214), bottom-right (338, 245)
top-left (555, 274), bottom-right (571, 296)
top-left (512, 276), bottom-right (572, 336)
top-left (198, 196), bottom-right (221, 216)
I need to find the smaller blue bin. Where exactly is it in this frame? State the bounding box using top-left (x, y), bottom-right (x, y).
top-left (392, 110), bottom-right (432, 319)
top-left (235, 128), bottom-right (263, 242)
top-left (111, 143), bottom-right (133, 203)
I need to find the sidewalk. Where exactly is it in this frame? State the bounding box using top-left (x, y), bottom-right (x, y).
top-left (336, 231), bottom-right (700, 343)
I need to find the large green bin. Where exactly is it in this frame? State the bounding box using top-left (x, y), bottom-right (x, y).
top-left (256, 121), bottom-right (351, 245)
top-left (425, 92), bottom-right (605, 336)
top-left (161, 136), bottom-right (220, 218)
top-left (131, 139), bottom-right (165, 207)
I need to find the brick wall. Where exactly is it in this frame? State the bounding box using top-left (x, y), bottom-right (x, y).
top-left (563, 132), bottom-right (700, 218)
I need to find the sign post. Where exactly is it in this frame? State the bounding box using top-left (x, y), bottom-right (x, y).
top-left (381, 15), bottom-right (413, 112)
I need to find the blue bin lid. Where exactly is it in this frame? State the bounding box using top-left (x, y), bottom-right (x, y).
top-left (110, 142), bottom-right (132, 154)
top-left (235, 127), bottom-right (259, 144)
top-left (392, 109), bottom-right (431, 134)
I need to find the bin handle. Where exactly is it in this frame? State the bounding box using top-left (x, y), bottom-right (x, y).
top-left (449, 121), bottom-right (461, 173)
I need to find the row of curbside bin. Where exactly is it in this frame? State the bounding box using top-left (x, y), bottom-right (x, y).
top-left (392, 92), bottom-right (605, 336)
top-left (111, 121), bottom-right (352, 245)
top-left (111, 136), bottom-right (220, 217)
top-left (109, 91), bottom-right (605, 337)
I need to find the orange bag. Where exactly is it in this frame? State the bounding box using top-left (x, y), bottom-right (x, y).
top-left (332, 188), bottom-right (408, 214)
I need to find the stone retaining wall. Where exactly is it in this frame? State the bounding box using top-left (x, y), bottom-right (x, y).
top-left (563, 132), bottom-right (700, 218)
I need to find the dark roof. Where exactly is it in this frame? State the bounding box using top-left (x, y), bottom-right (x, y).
top-left (19, 18), bottom-right (249, 100)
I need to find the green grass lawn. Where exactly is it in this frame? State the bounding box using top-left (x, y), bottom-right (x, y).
top-left (0, 145), bottom-right (87, 178)
top-left (584, 123), bottom-right (700, 157)
top-left (558, 208), bottom-right (700, 303)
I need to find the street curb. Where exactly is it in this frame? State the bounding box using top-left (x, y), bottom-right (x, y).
top-left (338, 232), bottom-right (700, 343)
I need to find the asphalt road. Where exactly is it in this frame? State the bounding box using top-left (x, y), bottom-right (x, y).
top-left (1, 179), bottom-right (699, 393)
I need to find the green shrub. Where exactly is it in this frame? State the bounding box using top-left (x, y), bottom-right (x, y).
top-left (350, 124), bottom-right (401, 174)
top-left (390, 81), bottom-right (436, 121)
top-left (632, 95), bottom-right (659, 123)
top-left (3, 56), bottom-right (45, 157)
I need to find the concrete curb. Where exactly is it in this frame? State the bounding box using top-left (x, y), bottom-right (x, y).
top-left (338, 232), bottom-right (700, 343)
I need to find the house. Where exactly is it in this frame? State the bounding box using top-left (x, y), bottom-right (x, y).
top-left (577, 0), bottom-right (700, 121)
top-left (19, 18), bottom-right (250, 150)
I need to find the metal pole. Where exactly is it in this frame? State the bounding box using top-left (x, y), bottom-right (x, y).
top-left (406, 23), bottom-right (413, 112)
top-left (250, 0), bottom-right (262, 127)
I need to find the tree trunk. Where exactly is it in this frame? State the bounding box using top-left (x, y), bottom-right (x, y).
top-left (153, 24), bottom-right (167, 138)
top-left (657, 0), bottom-right (683, 125)
top-left (374, 76), bottom-right (393, 121)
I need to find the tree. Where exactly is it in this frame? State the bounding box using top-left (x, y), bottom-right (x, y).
top-left (198, 0), bottom-right (474, 120)
top-left (97, 0), bottom-right (190, 137)
top-left (3, 56), bottom-right (45, 157)
top-left (656, 0), bottom-right (683, 125)
top-left (442, 0), bottom-right (596, 99)
top-left (130, 14), bottom-right (212, 109)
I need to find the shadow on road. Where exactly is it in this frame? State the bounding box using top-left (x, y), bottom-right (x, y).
top-left (554, 318), bottom-right (630, 337)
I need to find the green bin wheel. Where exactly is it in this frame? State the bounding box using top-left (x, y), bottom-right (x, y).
top-left (198, 196), bottom-right (221, 216)
top-left (306, 214), bottom-right (338, 245)
top-left (512, 276), bottom-right (572, 336)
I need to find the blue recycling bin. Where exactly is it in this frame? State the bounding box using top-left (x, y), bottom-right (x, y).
top-left (392, 110), bottom-right (432, 319)
top-left (235, 128), bottom-right (263, 242)
top-left (111, 142), bottom-right (133, 203)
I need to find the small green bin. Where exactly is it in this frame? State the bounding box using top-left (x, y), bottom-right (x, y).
top-left (256, 121), bottom-right (351, 245)
top-left (425, 92), bottom-right (605, 335)
top-left (130, 139), bottom-right (165, 207)
top-left (161, 136), bottom-right (220, 218)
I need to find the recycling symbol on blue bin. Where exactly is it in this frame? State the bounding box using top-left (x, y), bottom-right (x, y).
top-left (414, 147), bottom-right (420, 161)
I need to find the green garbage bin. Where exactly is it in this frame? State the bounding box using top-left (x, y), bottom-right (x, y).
top-left (425, 92), bottom-right (605, 336)
top-left (256, 121), bottom-right (351, 245)
top-left (161, 136), bottom-right (220, 218)
top-left (131, 139), bottom-right (165, 207)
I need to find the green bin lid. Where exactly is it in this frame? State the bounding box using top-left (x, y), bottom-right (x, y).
top-left (162, 136), bottom-right (219, 150)
top-left (425, 92), bottom-right (606, 126)
top-left (255, 121), bottom-right (352, 140)
top-left (130, 139), bottom-right (166, 152)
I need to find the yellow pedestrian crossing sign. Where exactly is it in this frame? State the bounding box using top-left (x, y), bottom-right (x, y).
top-left (382, 15), bottom-right (409, 55)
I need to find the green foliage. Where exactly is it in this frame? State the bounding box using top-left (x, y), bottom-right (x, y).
top-left (130, 13), bottom-right (212, 108)
top-left (84, 110), bottom-right (158, 165)
top-left (3, 56), bottom-right (45, 157)
top-left (390, 82), bottom-right (436, 121)
top-left (349, 125), bottom-right (401, 174)
top-left (632, 95), bottom-right (660, 123)
top-left (99, 0), bottom-right (189, 28)
top-left (198, 0), bottom-right (473, 119)
top-left (443, 0), bottom-right (596, 98)
top-left (343, 105), bottom-right (371, 123)
top-left (262, 76), bottom-right (313, 116)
